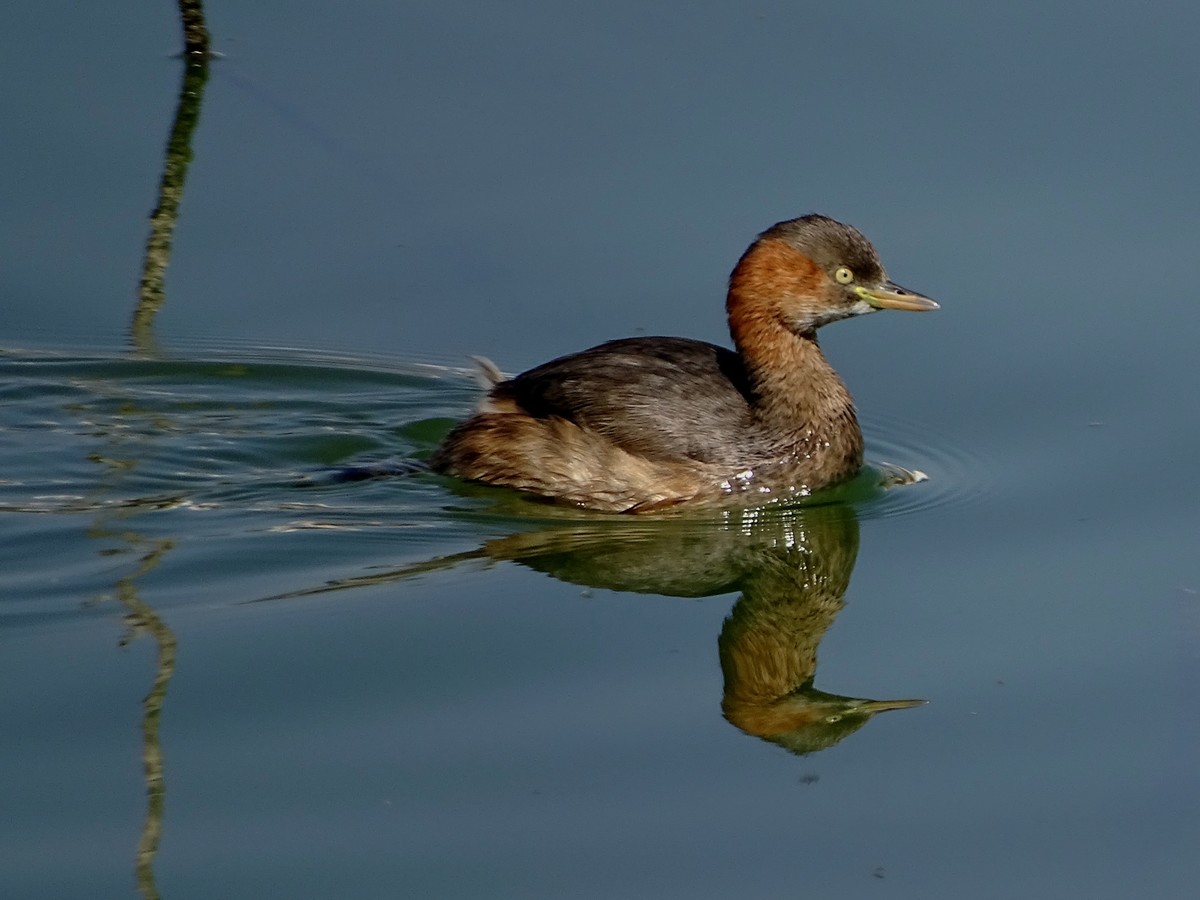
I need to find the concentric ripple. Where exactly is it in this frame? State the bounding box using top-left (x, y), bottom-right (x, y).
top-left (858, 411), bottom-right (992, 520)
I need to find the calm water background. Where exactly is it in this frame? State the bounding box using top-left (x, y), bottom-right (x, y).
top-left (3, 3), bottom-right (1199, 898)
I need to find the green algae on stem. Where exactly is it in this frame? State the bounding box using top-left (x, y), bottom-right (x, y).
top-left (133, 0), bottom-right (214, 354)
top-left (177, 0), bottom-right (211, 58)
top-left (132, 57), bottom-right (210, 355)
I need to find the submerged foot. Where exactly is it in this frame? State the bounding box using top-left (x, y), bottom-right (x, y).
top-left (875, 462), bottom-right (928, 489)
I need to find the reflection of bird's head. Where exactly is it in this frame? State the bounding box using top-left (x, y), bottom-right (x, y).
top-left (728, 685), bottom-right (925, 756)
top-left (717, 502), bottom-right (923, 755)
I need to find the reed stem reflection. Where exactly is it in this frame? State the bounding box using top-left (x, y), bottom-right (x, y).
top-left (86, 433), bottom-right (180, 899)
top-left (115, 540), bottom-right (178, 900)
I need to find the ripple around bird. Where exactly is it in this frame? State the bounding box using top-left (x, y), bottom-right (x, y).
top-left (0, 346), bottom-right (987, 530)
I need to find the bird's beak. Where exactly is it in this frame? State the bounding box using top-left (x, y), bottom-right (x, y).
top-left (856, 280), bottom-right (940, 312)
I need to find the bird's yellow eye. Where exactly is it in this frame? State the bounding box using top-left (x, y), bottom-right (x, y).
top-left (834, 267), bottom-right (854, 284)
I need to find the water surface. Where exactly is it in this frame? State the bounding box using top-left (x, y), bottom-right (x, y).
top-left (4, 2), bottom-right (1200, 898)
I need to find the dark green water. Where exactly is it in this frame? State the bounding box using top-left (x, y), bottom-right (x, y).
top-left (4, 2), bottom-right (1200, 898)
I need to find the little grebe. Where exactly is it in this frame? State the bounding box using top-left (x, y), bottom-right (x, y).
top-left (432, 214), bottom-right (938, 512)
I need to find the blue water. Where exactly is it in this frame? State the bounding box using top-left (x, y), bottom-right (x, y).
top-left (3, 3), bottom-right (1200, 898)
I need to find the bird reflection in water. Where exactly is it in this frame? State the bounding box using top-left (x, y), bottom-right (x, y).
top-left (712, 505), bottom-right (924, 754)
top-left (261, 497), bottom-right (924, 754)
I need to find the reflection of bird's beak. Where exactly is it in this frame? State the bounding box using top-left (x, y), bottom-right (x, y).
top-left (857, 280), bottom-right (940, 312)
top-left (844, 697), bottom-right (928, 714)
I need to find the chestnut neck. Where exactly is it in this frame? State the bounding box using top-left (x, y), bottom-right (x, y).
top-left (725, 240), bottom-right (858, 440)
